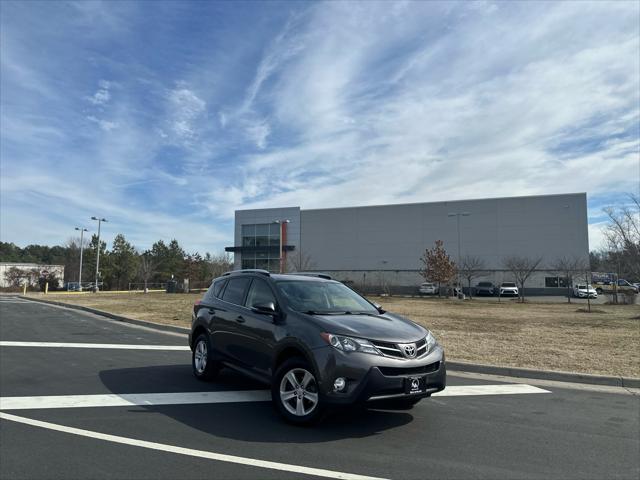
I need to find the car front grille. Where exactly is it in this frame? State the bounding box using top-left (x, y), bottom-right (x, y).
top-left (378, 362), bottom-right (440, 377)
top-left (371, 337), bottom-right (429, 359)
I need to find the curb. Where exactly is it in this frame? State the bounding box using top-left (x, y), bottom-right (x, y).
top-left (19, 296), bottom-right (189, 335)
top-left (447, 361), bottom-right (640, 389)
top-left (17, 296), bottom-right (639, 389)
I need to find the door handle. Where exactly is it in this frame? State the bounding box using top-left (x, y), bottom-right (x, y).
top-left (208, 309), bottom-right (215, 314)
top-left (236, 315), bottom-right (245, 323)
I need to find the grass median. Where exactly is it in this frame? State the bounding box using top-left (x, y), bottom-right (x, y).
top-left (33, 292), bottom-right (639, 378)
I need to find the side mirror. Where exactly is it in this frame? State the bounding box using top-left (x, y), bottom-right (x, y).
top-left (373, 302), bottom-right (385, 314)
top-left (251, 302), bottom-right (277, 315)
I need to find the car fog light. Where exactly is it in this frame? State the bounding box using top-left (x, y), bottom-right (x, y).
top-left (333, 377), bottom-right (346, 392)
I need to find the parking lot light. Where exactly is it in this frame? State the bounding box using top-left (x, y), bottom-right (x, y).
top-left (74, 227), bottom-right (88, 291)
top-left (90, 217), bottom-right (108, 292)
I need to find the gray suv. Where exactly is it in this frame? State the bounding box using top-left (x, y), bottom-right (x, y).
top-left (189, 270), bottom-right (446, 424)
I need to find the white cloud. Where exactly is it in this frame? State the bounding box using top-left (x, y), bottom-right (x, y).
top-left (202, 1), bottom-right (639, 217)
top-left (167, 87), bottom-right (206, 142)
top-left (86, 115), bottom-right (117, 131)
top-left (588, 222), bottom-right (609, 251)
top-left (86, 80), bottom-right (111, 105)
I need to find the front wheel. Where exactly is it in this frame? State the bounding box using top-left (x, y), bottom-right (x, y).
top-left (192, 334), bottom-right (219, 381)
top-left (272, 358), bottom-right (323, 425)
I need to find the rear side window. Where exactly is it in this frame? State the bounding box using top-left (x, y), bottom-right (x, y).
top-left (203, 279), bottom-right (226, 303)
top-left (213, 279), bottom-right (227, 298)
top-left (245, 279), bottom-right (277, 308)
top-left (221, 277), bottom-right (251, 305)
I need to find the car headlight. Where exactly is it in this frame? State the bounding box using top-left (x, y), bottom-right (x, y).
top-left (321, 333), bottom-right (381, 355)
top-left (425, 330), bottom-right (437, 354)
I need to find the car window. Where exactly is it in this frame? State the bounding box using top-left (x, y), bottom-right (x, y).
top-left (245, 278), bottom-right (277, 308)
top-left (221, 277), bottom-right (251, 305)
top-left (203, 279), bottom-right (227, 303)
top-left (502, 282), bottom-right (516, 287)
top-left (276, 280), bottom-right (377, 314)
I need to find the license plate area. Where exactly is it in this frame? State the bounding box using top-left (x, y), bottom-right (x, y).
top-left (404, 376), bottom-right (426, 394)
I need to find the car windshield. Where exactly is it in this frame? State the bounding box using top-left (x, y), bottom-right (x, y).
top-left (478, 282), bottom-right (492, 286)
top-left (275, 280), bottom-right (378, 314)
top-left (576, 285), bottom-right (586, 289)
top-left (502, 282), bottom-right (516, 287)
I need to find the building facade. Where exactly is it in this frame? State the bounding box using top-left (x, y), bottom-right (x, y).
top-left (225, 193), bottom-right (589, 295)
top-left (0, 263), bottom-right (65, 288)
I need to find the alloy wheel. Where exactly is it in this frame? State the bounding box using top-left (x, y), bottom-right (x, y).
top-left (279, 368), bottom-right (319, 416)
top-left (194, 339), bottom-right (208, 374)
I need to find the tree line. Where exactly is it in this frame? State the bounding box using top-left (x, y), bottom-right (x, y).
top-left (0, 236), bottom-right (232, 291)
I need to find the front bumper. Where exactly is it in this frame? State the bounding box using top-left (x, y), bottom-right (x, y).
top-left (313, 345), bottom-right (446, 405)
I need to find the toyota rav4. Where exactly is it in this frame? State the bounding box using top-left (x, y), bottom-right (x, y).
top-left (189, 270), bottom-right (446, 424)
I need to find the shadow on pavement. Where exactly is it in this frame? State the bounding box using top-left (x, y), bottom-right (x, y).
top-left (99, 364), bottom-right (413, 443)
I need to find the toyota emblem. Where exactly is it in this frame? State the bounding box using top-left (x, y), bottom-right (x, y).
top-left (401, 343), bottom-right (417, 358)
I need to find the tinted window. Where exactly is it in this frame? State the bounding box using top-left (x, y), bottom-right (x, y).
top-left (502, 282), bottom-right (516, 287)
top-left (276, 280), bottom-right (377, 314)
top-left (221, 277), bottom-right (251, 305)
top-left (478, 282), bottom-right (492, 287)
top-left (213, 279), bottom-right (227, 298)
top-left (245, 279), bottom-right (277, 308)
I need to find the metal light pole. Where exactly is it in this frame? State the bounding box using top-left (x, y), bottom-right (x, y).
top-left (275, 219), bottom-right (290, 273)
top-left (448, 212), bottom-right (470, 296)
top-left (74, 227), bottom-right (88, 291)
top-left (91, 217), bottom-right (108, 292)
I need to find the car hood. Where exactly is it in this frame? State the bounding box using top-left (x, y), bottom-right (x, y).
top-left (306, 312), bottom-right (427, 343)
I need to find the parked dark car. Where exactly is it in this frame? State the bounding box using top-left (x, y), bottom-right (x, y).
top-left (474, 282), bottom-right (495, 296)
top-left (189, 270), bottom-right (446, 424)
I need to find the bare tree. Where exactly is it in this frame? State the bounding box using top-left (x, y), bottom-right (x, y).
top-left (287, 251), bottom-right (316, 273)
top-left (459, 255), bottom-right (485, 299)
top-left (503, 255), bottom-right (543, 303)
top-left (4, 267), bottom-right (27, 288)
top-left (551, 256), bottom-right (589, 303)
top-left (603, 193), bottom-right (640, 280)
top-left (138, 250), bottom-right (157, 293)
top-left (420, 240), bottom-right (457, 298)
top-left (207, 252), bottom-right (233, 279)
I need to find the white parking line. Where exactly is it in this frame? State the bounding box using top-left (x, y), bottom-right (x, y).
top-left (0, 384), bottom-right (549, 410)
top-left (0, 341), bottom-right (190, 350)
top-left (0, 412), bottom-right (387, 480)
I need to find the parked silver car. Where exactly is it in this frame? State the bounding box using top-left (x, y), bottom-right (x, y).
top-left (573, 284), bottom-right (597, 298)
top-left (419, 282), bottom-right (439, 295)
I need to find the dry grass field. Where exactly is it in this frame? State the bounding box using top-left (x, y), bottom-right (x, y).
top-left (33, 292), bottom-right (639, 378)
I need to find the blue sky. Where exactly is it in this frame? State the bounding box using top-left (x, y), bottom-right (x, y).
top-left (1, 0), bottom-right (638, 254)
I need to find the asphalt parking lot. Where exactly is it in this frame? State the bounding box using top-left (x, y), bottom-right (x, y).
top-left (1, 296), bottom-right (638, 480)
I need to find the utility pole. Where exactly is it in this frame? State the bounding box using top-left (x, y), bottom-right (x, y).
top-left (75, 227), bottom-right (88, 291)
top-left (448, 212), bottom-right (470, 297)
top-left (91, 217), bottom-right (108, 292)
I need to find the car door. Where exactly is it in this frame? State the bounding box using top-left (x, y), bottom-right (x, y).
top-left (239, 277), bottom-right (281, 377)
top-left (215, 276), bottom-right (252, 366)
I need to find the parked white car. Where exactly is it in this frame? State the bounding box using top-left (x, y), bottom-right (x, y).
top-left (419, 282), bottom-right (438, 295)
top-left (573, 284), bottom-right (598, 298)
top-left (499, 282), bottom-right (519, 296)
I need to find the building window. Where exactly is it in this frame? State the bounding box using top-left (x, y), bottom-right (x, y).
top-left (240, 223), bottom-right (281, 272)
top-left (545, 276), bottom-right (569, 288)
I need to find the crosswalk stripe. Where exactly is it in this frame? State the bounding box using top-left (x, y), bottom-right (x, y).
top-left (0, 341), bottom-right (189, 350)
top-left (0, 384), bottom-right (549, 411)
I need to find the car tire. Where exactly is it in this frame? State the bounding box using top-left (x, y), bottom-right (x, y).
top-left (272, 357), bottom-right (323, 425)
top-left (192, 334), bottom-right (219, 381)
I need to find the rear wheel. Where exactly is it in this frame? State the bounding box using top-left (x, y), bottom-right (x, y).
top-left (272, 358), bottom-right (323, 425)
top-left (192, 334), bottom-right (219, 381)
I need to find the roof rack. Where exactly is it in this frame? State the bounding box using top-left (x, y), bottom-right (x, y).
top-left (222, 269), bottom-right (271, 277)
top-left (288, 272), bottom-right (332, 280)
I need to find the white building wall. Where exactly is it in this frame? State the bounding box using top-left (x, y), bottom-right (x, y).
top-left (0, 263), bottom-right (65, 288)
